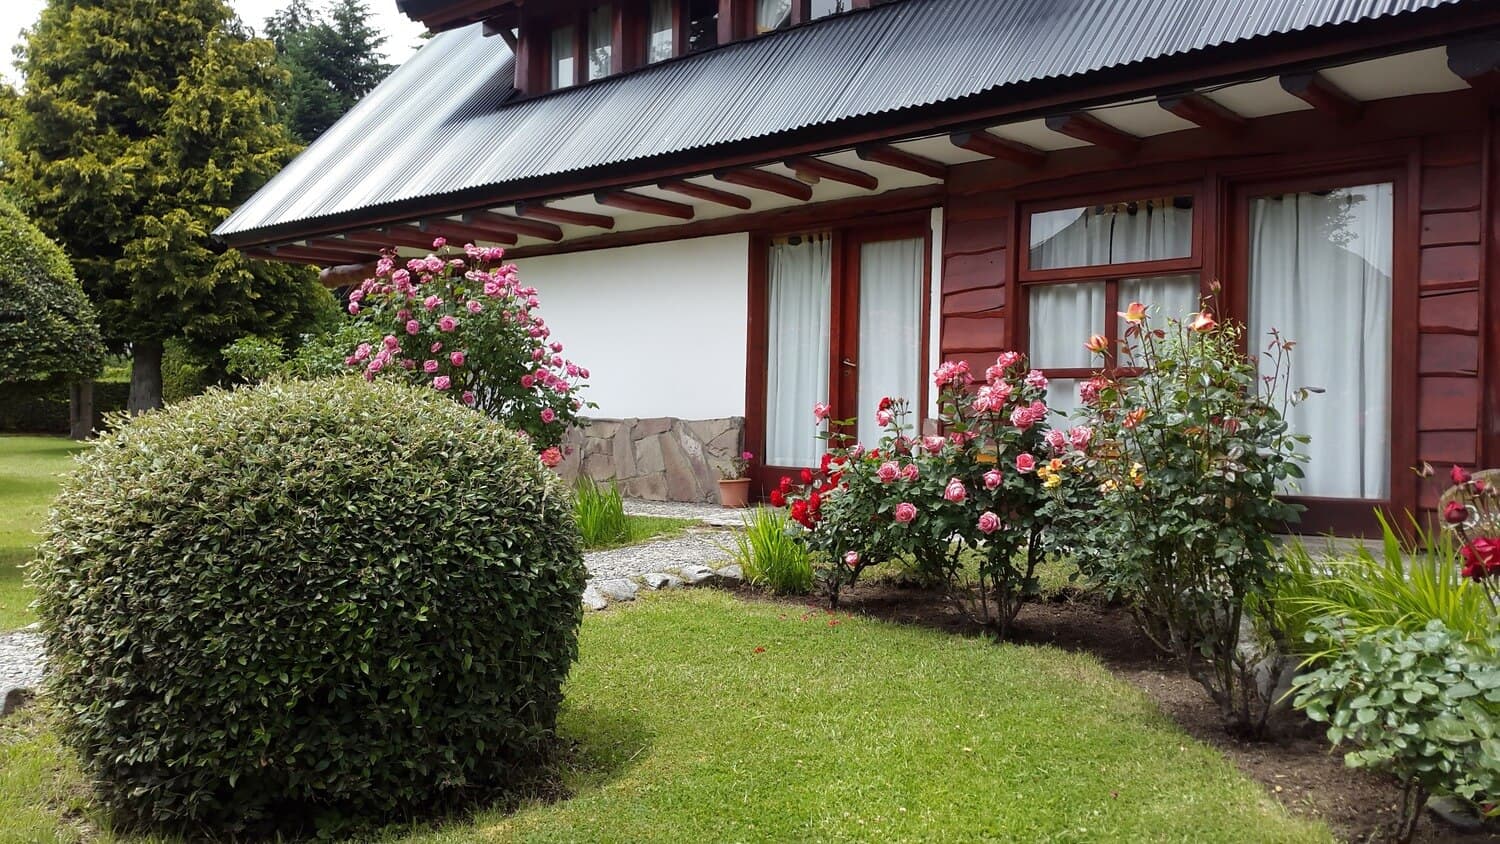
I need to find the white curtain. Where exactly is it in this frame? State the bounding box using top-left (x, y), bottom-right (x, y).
top-left (1030, 199), bottom-right (1193, 269)
top-left (1249, 184), bottom-right (1393, 500)
top-left (587, 5), bottom-right (613, 81)
top-left (647, 0), bottom-right (674, 63)
top-left (1120, 274), bottom-right (1201, 330)
top-left (1028, 281), bottom-right (1104, 369)
top-left (550, 27), bottom-right (575, 88)
top-left (766, 236), bottom-right (832, 467)
top-left (857, 239), bottom-right (923, 447)
top-left (756, 0), bottom-right (792, 31)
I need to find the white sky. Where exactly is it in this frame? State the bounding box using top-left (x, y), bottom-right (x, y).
top-left (0, 0), bottom-right (428, 86)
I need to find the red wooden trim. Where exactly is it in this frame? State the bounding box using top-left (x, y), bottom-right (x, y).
top-left (715, 168), bottom-right (814, 201)
top-left (856, 144), bottom-right (947, 179)
top-left (269, 243), bottom-right (369, 264)
top-left (377, 225), bottom-right (449, 250)
top-left (305, 237), bottom-right (379, 258)
top-left (1044, 113), bottom-right (1140, 155)
top-left (1156, 92), bottom-right (1247, 138)
top-left (594, 189), bottom-right (696, 219)
top-left (671, 0), bottom-right (688, 56)
top-left (329, 231), bottom-right (396, 249)
top-left (515, 201), bottom-right (616, 229)
top-left (574, 9), bottom-right (589, 85)
top-left (1279, 72), bottom-right (1364, 124)
top-left (790, 0), bottom-right (809, 25)
top-left (418, 217), bottom-right (519, 245)
top-left (745, 231), bottom-right (771, 495)
top-left (1447, 40), bottom-right (1500, 99)
top-left (507, 184), bottom-right (943, 259)
top-left (785, 156), bottom-right (879, 190)
top-left (1019, 256), bottom-right (1201, 285)
top-left (461, 209), bottom-right (565, 241)
top-left (950, 131), bottom-right (1045, 169)
top-left (658, 179), bottom-right (753, 209)
top-left (1483, 112), bottom-right (1500, 466)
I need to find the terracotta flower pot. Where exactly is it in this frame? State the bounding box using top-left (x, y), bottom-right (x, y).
top-left (718, 478), bottom-right (752, 508)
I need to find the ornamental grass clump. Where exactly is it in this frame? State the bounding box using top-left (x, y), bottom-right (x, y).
top-left (30, 379), bottom-right (586, 835)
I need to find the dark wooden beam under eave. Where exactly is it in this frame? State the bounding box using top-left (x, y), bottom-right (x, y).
top-left (1156, 92), bottom-right (1247, 138)
top-left (320, 261), bottom-right (380, 288)
top-left (377, 225), bottom-right (451, 250)
top-left (418, 217), bottom-right (519, 245)
top-left (1278, 72), bottom-right (1363, 124)
top-left (306, 238), bottom-right (379, 259)
top-left (658, 179), bottom-right (753, 210)
top-left (1447, 40), bottom-right (1500, 98)
top-left (785, 156), bottom-right (879, 190)
top-left (948, 131), bottom-right (1045, 169)
top-left (514, 201), bottom-right (616, 230)
top-left (715, 168), bottom-right (814, 201)
top-left (1043, 113), bottom-right (1140, 155)
top-left (594, 190), bottom-right (695, 220)
top-left (461, 210), bottom-right (565, 241)
top-left (263, 243), bottom-right (370, 265)
top-left (855, 144), bottom-right (948, 180)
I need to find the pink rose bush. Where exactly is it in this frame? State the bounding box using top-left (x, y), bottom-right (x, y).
top-left (341, 241), bottom-right (591, 449)
top-left (775, 352), bottom-right (1070, 632)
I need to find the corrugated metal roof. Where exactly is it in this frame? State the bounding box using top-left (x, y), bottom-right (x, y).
top-left (216, 0), bottom-right (1471, 242)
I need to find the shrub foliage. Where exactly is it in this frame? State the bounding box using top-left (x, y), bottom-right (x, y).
top-left (0, 196), bottom-right (102, 388)
top-left (31, 379), bottom-right (586, 833)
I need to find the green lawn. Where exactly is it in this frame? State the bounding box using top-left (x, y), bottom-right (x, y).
top-left (0, 436), bottom-right (85, 631)
top-left (3, 591), bottom-right (1329, 843)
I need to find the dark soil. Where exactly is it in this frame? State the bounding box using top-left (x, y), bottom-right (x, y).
top-left (736, 579), bottom-right (1500, 844)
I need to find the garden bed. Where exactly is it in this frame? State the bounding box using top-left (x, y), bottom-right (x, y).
top-left (744, 576), bottom-right (1500, 844)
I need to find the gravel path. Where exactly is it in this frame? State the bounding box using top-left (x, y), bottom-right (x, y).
top-left (623, 499), bottom-right (751, 528)
top-left (0, 630), bottom-right (44, 695)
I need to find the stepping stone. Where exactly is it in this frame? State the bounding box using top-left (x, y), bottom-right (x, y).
top-left (594, 578), bottom-right (639, 602)
top-left (642, 572), bottom-right (684, 590)
top-left (713, 564), bottom-right (744, 584)
top-left (2, 686), bottom-right (33, 717)
top-left (581, 585), bottom-right (609, 611)
top-left (678, 564), bottom-right (716, 585)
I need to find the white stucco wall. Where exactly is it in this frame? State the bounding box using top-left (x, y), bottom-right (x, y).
top-left (513, 234), bottom-right (750, 420)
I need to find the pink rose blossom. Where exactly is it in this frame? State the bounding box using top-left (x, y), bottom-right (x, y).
top-left (1025, 369), bottom-right (1048, 389)
top-left (347, 302), bottom-right (361, 315)
top-left (849, 443), bottom-right (864, 459)
top-left (392, 269), bottom-right (410, 286)
top-left (382, 335), bottom-right (400, 350)
top-left (539, 447), bottom-right (563, 468)
top-left (540, 407), bottom-right (557, 424)
top-left (367, 357), bottom-right (385, 374)
top-left (1045, 429), bottom-right (1067, 453)
top-left (876, 461), bottom-right (899, 483)
top-left (984, 469), bottom-right (1003, 490)
top-left (1015, 453), bottom-right (1037, 473)
top-left (943, 478), bottom-right (967, 503)
top-left (1010, 405), bottom-right (1038, 430)
top-left (843, 550), bottom-right (860, 568)
top-left (405, 319), bottom-right (421, 335)
top-left (900, 463), bottom-right (920, 482)
top-left (520, 375), bottom-right (535, 388)
top-left (461, 390), bottom-right (476, 406)
top-left (423, 294), bottom-right (443, 311)
top-left (875, 409), bottom-right (893, 427)
top-left (467, 299), bottom-right (483, 314)
top-left (995, 351), bottom-right (1022, 370)
top-left (1069, 426), bottom-right (1093, 450)
top-left (893, 502), bottom-right (917, 523)
top-left (431, 236), bottom-right (447, 249)
top-left (401, 358), bottom-right (416, 370)
top-left (430, 341), bottom-right (443, 354)
top-left (922, 435), bottom-right (945, 455)
top-left (354, 343), bottom-right (372, 362)
top-left (813, 402), bottom-right (830, 421)
top-left (977, 511), bottom-right (1000, 534)
top-left (432, 376), bottom-right (451, 391)
top-left (438, 316), bottom-right (457, 332)
top-left (423, 359), bottom-right (440, 373)
top-left (450, 351), bottom-right (466, 367)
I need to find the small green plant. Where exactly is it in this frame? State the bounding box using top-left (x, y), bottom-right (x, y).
top-left (222, 335), bottom-right (287, 383)
top-left (1291, 619), bottom-right (1500, 843)
top-left (574, 477), bottom-right (631, 548)
top-left (728, 507), bottom-right (814, 594)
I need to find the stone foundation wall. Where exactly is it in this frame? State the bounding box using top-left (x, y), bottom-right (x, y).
top-left (557, 416), bottom-right (745, 504)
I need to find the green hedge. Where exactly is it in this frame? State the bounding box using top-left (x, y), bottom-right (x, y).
top-left (31, 379), bottom-right (587, 834)
top-left (0, 380), bottom-right (128, 434)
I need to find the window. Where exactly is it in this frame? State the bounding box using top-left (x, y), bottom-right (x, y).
top-left (647, 0), bottom-right (675, 63)
top-left (687, 0), bottom-right (718, 52)
top-left (810, 0), bottom-right (848, 19)
top-left (586, 4), bottom-right (613, 81)
top-left (756, 0), bottom-right (792, 32)
top-left (765, 234), bottom-right (832, 467)
top-left (1023, 191), bottom-right (1201, 419)
top-left (1248, 183), bottom-right (1393, 500)
top-left (550, 26), bottom-right (576, 89)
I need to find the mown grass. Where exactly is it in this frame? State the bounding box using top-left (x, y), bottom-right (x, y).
top-left (3, 590), bottom-right (1327, 843)
top-left (0, 436), bottom-right (86, 631)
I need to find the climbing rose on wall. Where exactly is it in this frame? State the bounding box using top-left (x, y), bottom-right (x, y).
top-left (344, 241), bottom-right (592, 448)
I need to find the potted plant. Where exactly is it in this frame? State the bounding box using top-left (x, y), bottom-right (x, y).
top-left (718, 451), bottom-right (754, 508)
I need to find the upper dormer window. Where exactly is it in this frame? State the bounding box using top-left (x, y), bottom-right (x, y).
top-left (756, 0), bottom-right (792, 32)
top-left (550, 26), bottom-right (576, 88)
top-left (586, 4), bottom-right (614, 81)
top-left (687, 0), bottom-right (719, 53)
top-left (811, 0), bottom-right (850, 17)
top-left (647, 0), bottom-right (675, 63)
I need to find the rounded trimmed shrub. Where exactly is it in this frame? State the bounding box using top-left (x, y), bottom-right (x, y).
top-left (32, 379), bottom-right (586, 832)
top-left (0, 195), bottom-right (103, 387)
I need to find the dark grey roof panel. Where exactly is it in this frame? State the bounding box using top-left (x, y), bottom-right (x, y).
top-left (217, 0), bottom-right (1468, 240)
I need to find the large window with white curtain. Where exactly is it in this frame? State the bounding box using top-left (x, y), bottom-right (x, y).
top-left (765, 235), bottom-right (832, 468)
top-left (1249, 184), bottom-right (1393, 500)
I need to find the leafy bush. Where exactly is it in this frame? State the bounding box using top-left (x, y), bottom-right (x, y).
top-left (0, 196), bottom-right (103, 387)
top-left (727, 507), bottom-right (813, 594)
top-left (338, 242), bottom-right (592, 448)
top-left (30, 379), bottom-right (586, 834)
top-left (1061, 304), bottom-right (1305, 736)
top-left (574, 477), bottom-right (631, 548)
top-left (221, 335), bottom-right (286, 382)
top-left (1275, 514), bottom-right (1495, 660)
top-left (160, 338), bottom-right (213, 403)
top-left (1292, 620), bottom-right (1500, 843)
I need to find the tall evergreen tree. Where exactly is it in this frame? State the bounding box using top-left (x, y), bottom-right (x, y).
top-left (264, 0), bottom-right (394, 144)
top-left (5, 0), bottom-right (335, 411)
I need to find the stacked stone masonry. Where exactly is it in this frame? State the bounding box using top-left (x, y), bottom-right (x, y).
top-left (557, 416), bottom-right (745, 503)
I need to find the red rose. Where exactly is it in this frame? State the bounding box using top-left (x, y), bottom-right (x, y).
top-left (820, 452), bottom-right (833, 472)
top-left (878, 396), bottom-right (893, 412)
top-left (779, 476), bottom-right (793, 493)
top-left (769, 489), bottom-right (786, 507)
top-left (1461, 537), bottom-right (1500, 579)
top-left (800, 468), bottom-right (814, 484)
top-left (1444, 500), bottom-right (1470, 524)
top-left (790, 499), bottom-right (810, 528)
top-left (1453, 465), bottom-right (1473, 486)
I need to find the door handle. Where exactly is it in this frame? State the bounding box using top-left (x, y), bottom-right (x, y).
top-left (841, 358), bottom-right (857, 368)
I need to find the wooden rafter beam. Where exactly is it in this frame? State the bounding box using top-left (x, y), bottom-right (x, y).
top-left (514, 201), bottom-right (616, 230)
top-left (1447, 40), bottom-right (1500, 98)
top-left (594, 190), bottom-right (695, 220)
top-left (306, 238), bottom-right (377, 259)
top-left (1155, 92), bottom-right (1247, 138)
top-left (715, 168), bottom-right (813, 201)
top-left (265, 244), bottom-right (367, 265)
top-left (948, 131), bottom-right (1045, 169)
top-left (377, 225), bottom-right (450, 250)
top-left (418, 217), bottom-right (518, 245)
top-left (854, 144), bottom-right (947, 180)
top-left (319, 261), bottom-right (379, 288)
top-left (461, 210), bottom-right (565, 241)
top-left (1043, 113), bottom-right (1140, 155)
top-left (328, 231), bottom-right (397, 250)
top-left (658, 179), bottom-right (752, 210)
top-left (1278, 72), bottom-right (1363, 124)
top-left (785, 156), bottom-right (879, 190)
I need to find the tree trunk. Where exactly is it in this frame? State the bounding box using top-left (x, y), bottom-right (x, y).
top-left (128, 340), bottom-right (164, 414)
top-left (68, 380), bottom-right (94, 440)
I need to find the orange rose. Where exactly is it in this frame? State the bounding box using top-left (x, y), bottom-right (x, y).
top-left (1118, 302), bottom-right (1148, 323)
